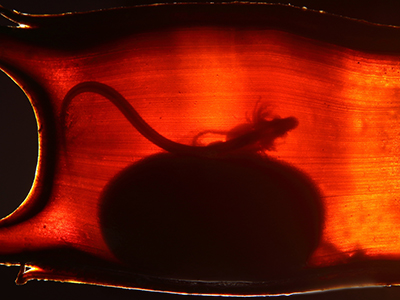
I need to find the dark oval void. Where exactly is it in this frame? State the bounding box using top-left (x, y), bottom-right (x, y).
top-left (100, 153), bottom-right (323, 281)
top-left (0, 71), bottom-right (38, 220)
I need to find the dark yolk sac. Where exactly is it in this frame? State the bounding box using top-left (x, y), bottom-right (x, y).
top-left (0, 2), bottom-right (400, 296)
top-left (100, 153), bottom-right (322, 282)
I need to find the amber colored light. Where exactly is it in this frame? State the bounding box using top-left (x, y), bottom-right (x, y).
top-left (1, 2), bottom-right (400, 296)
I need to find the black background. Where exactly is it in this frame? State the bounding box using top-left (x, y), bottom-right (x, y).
top-left (1, 0), bottom-right (400, 299)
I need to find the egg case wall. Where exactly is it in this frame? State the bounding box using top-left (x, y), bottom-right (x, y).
top-left (1, 2), bottom-right (400, 296)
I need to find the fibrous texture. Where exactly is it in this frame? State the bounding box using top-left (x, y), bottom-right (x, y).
top-left (0, 3), bottom-right (400, 296)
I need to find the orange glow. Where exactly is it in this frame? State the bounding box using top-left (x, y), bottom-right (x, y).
top-left (2, 2), bottom-right (400, 296)
top-left (312, 51), bottom-right (400, 261)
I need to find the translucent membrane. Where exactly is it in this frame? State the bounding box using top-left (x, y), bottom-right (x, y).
top-left (0, 2), bottom-right (400, 296)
